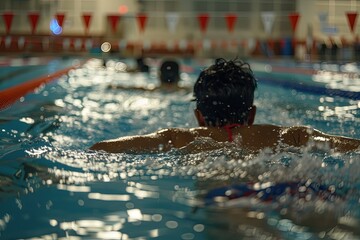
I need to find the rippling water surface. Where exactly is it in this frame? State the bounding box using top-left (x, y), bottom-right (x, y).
top-left (0, 58), bottom-right (359, 239)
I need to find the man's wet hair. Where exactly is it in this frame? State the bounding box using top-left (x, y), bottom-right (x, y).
top-left (159, 60), bottom-right (180, 84)
top-left (193, 58), bottom-right (257, 126)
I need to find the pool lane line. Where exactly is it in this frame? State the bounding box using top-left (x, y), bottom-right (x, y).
top-left (271, 65), bottom-right (317, 75)
top-left (0, 65), bottom-right (78, 111)
top-left (259, 77), bottom-right (360, 100)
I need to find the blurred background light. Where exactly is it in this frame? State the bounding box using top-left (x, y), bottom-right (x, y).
top-left (50, 18), bottom-right (62, 35)
top-left (118, 5), bottom-right (128, 14)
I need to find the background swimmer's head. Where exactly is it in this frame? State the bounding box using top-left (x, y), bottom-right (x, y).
top-left (136, 57), bottom-right (149, 72)
top-left (193, 58), bottom-right (257, 127)
top-left (159, 60), bottom-right (180, 84)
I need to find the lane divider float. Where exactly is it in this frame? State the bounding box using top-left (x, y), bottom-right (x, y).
top-left (0, 64), bottom-right (79, 111)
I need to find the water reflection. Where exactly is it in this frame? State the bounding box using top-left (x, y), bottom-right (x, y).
top-left (1, 58), bottom-right (360, 239)
top-left (88, 193), bottom-right (130, 201)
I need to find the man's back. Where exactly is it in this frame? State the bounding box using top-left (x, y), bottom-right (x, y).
top-left (90, 124), bottom-right (360, 153)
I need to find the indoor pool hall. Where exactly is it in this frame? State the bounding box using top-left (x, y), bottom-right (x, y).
top-left (1, 1), bottom-right (360, 239)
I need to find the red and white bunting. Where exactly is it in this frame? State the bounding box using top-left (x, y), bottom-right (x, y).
top-left (137, 13), bottom-right (148, 33)
top-left (202, 39), bottom-right (211, 50)
top-left (118, 39), bottom-right (127, 50)
top-left (108, 15), bottom-right (120, 34)
top-left (178, 39), bottom-right (188, 50)
top-left (56, 13), bottom-right (65, 28)
top-left (63, 38), bottom-right (71, 51)
top-left (225, 14), bottom-right (237, 33)
top-left (85, 39), bottom-right (93, 51)
top-left (82, 13), bottom-right (92, 34)
top-left (197, 13), bottom-right (209, 34)
top-left (247, 38), bottom-right (256, 52)
top-left (2, 12), bottom-right (14, 34)
top-left (261, 12), bottom-right (275, 35)
top-left (166, 12), bottom-right (179, 34)
top-left (346, 11), bottom-right (358, 33)
top-left (5, 36), bottom-right (12, 49)
top-left (288, 12), bottom-right (300, 34)
top-left (74, 38), bottom-right (82, 51)
top-left (28, 12), bottom-right (40, 34)
top-left (18, 37), bottom-right (25, 49)
top-left (142, 40), bottom-right (151, 50)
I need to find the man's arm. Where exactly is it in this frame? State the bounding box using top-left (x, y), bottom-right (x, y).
top-left (312, 129), bottom-right (360, 152)
top-left (281, 126), bottom-right (360, 152)
top-left (89, 129), bottom-right (173, 153)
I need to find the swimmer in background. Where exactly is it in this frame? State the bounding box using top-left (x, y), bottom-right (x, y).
top-left (104, 56), bottom-right (149, 72)
top-left (109, 59), bottom-right (190, 92)
top-left (91, 58), bottom-right (360, 154)
top-left (126, 57), bottom-right (150, 73)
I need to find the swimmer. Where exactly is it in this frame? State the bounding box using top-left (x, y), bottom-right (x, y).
top-left (125, 57), bottom-right (150, 73)
top-left (91, 58), bottom-right (360, 153)
top-left (109, 59), bottom-right (189, 92)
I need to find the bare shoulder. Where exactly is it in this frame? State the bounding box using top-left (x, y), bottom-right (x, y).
top-left (240, 124), bottom-right (282, 135)
top-left (279, 125), bottom-right (321, 146)
top-left (279, 125), bottom-right (360, 152)
top-left (280, 125), bottom-right (325, 138)
top-left (248, 124), bottom-right (282, 131)
top-left (156, 127), bottom-right (198, 136)
top-left (146, 127), bottom-right (199, 149)
top-left (280, 125), bottom-right (314, 133)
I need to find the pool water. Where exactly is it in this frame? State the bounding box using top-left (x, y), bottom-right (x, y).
top-left (0, 58), bottom-right (360, 239)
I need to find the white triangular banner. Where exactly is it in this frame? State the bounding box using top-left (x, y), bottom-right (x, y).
top-left (261, 12), bottom-right (275, 35)
top-left (202, 39), bottom-right (211, 50)
top-left (74, 38), bottom-right (82, 51)
top-left (142, 40), bottom-right (151, 50)
top-left (166, 12), bottom-right (179, 34)
top-left (85, 39), bottom-right (93, 51)
top-left (247, 38), bottom-right (256, 52)
top-left (118, 39), bottom-right (127, 49)
top-left (179, 39), bottom-right (188, 50)
top-left (63, 38), bottom-right (70, 50)
top-left (5, 36), bottom-right (12, 48)
top-left (18, 37), bottom-right (25, 49)
top-left (318, 12), bottom-right (328, 27)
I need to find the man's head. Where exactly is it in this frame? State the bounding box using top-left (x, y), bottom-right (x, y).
top-left (193, 58), bottom-right (257, 127)
top-left (159, 60), bottom-right (180, 84)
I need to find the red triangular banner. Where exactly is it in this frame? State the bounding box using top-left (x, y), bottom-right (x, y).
top-left (225, 14), bottom-right (237, 33)
top-left (137, 13), bottom-right (148, 33)
top-left (288, 12), bottom-right (300, 33)
top-left (346, 12), bottom-right (358, 33)
top-left (2, 12), bottom-right (14, 34)
top-left (82, 13), bottom-right (92, 34)
top-left (108, 15), bottom-right (120, 34)
top-left (197, 13), bottom-right (209, 34)
top-left (28, 12), bottom-right (40, 34)
top-left (56, 13), bottom-right (65, 28)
